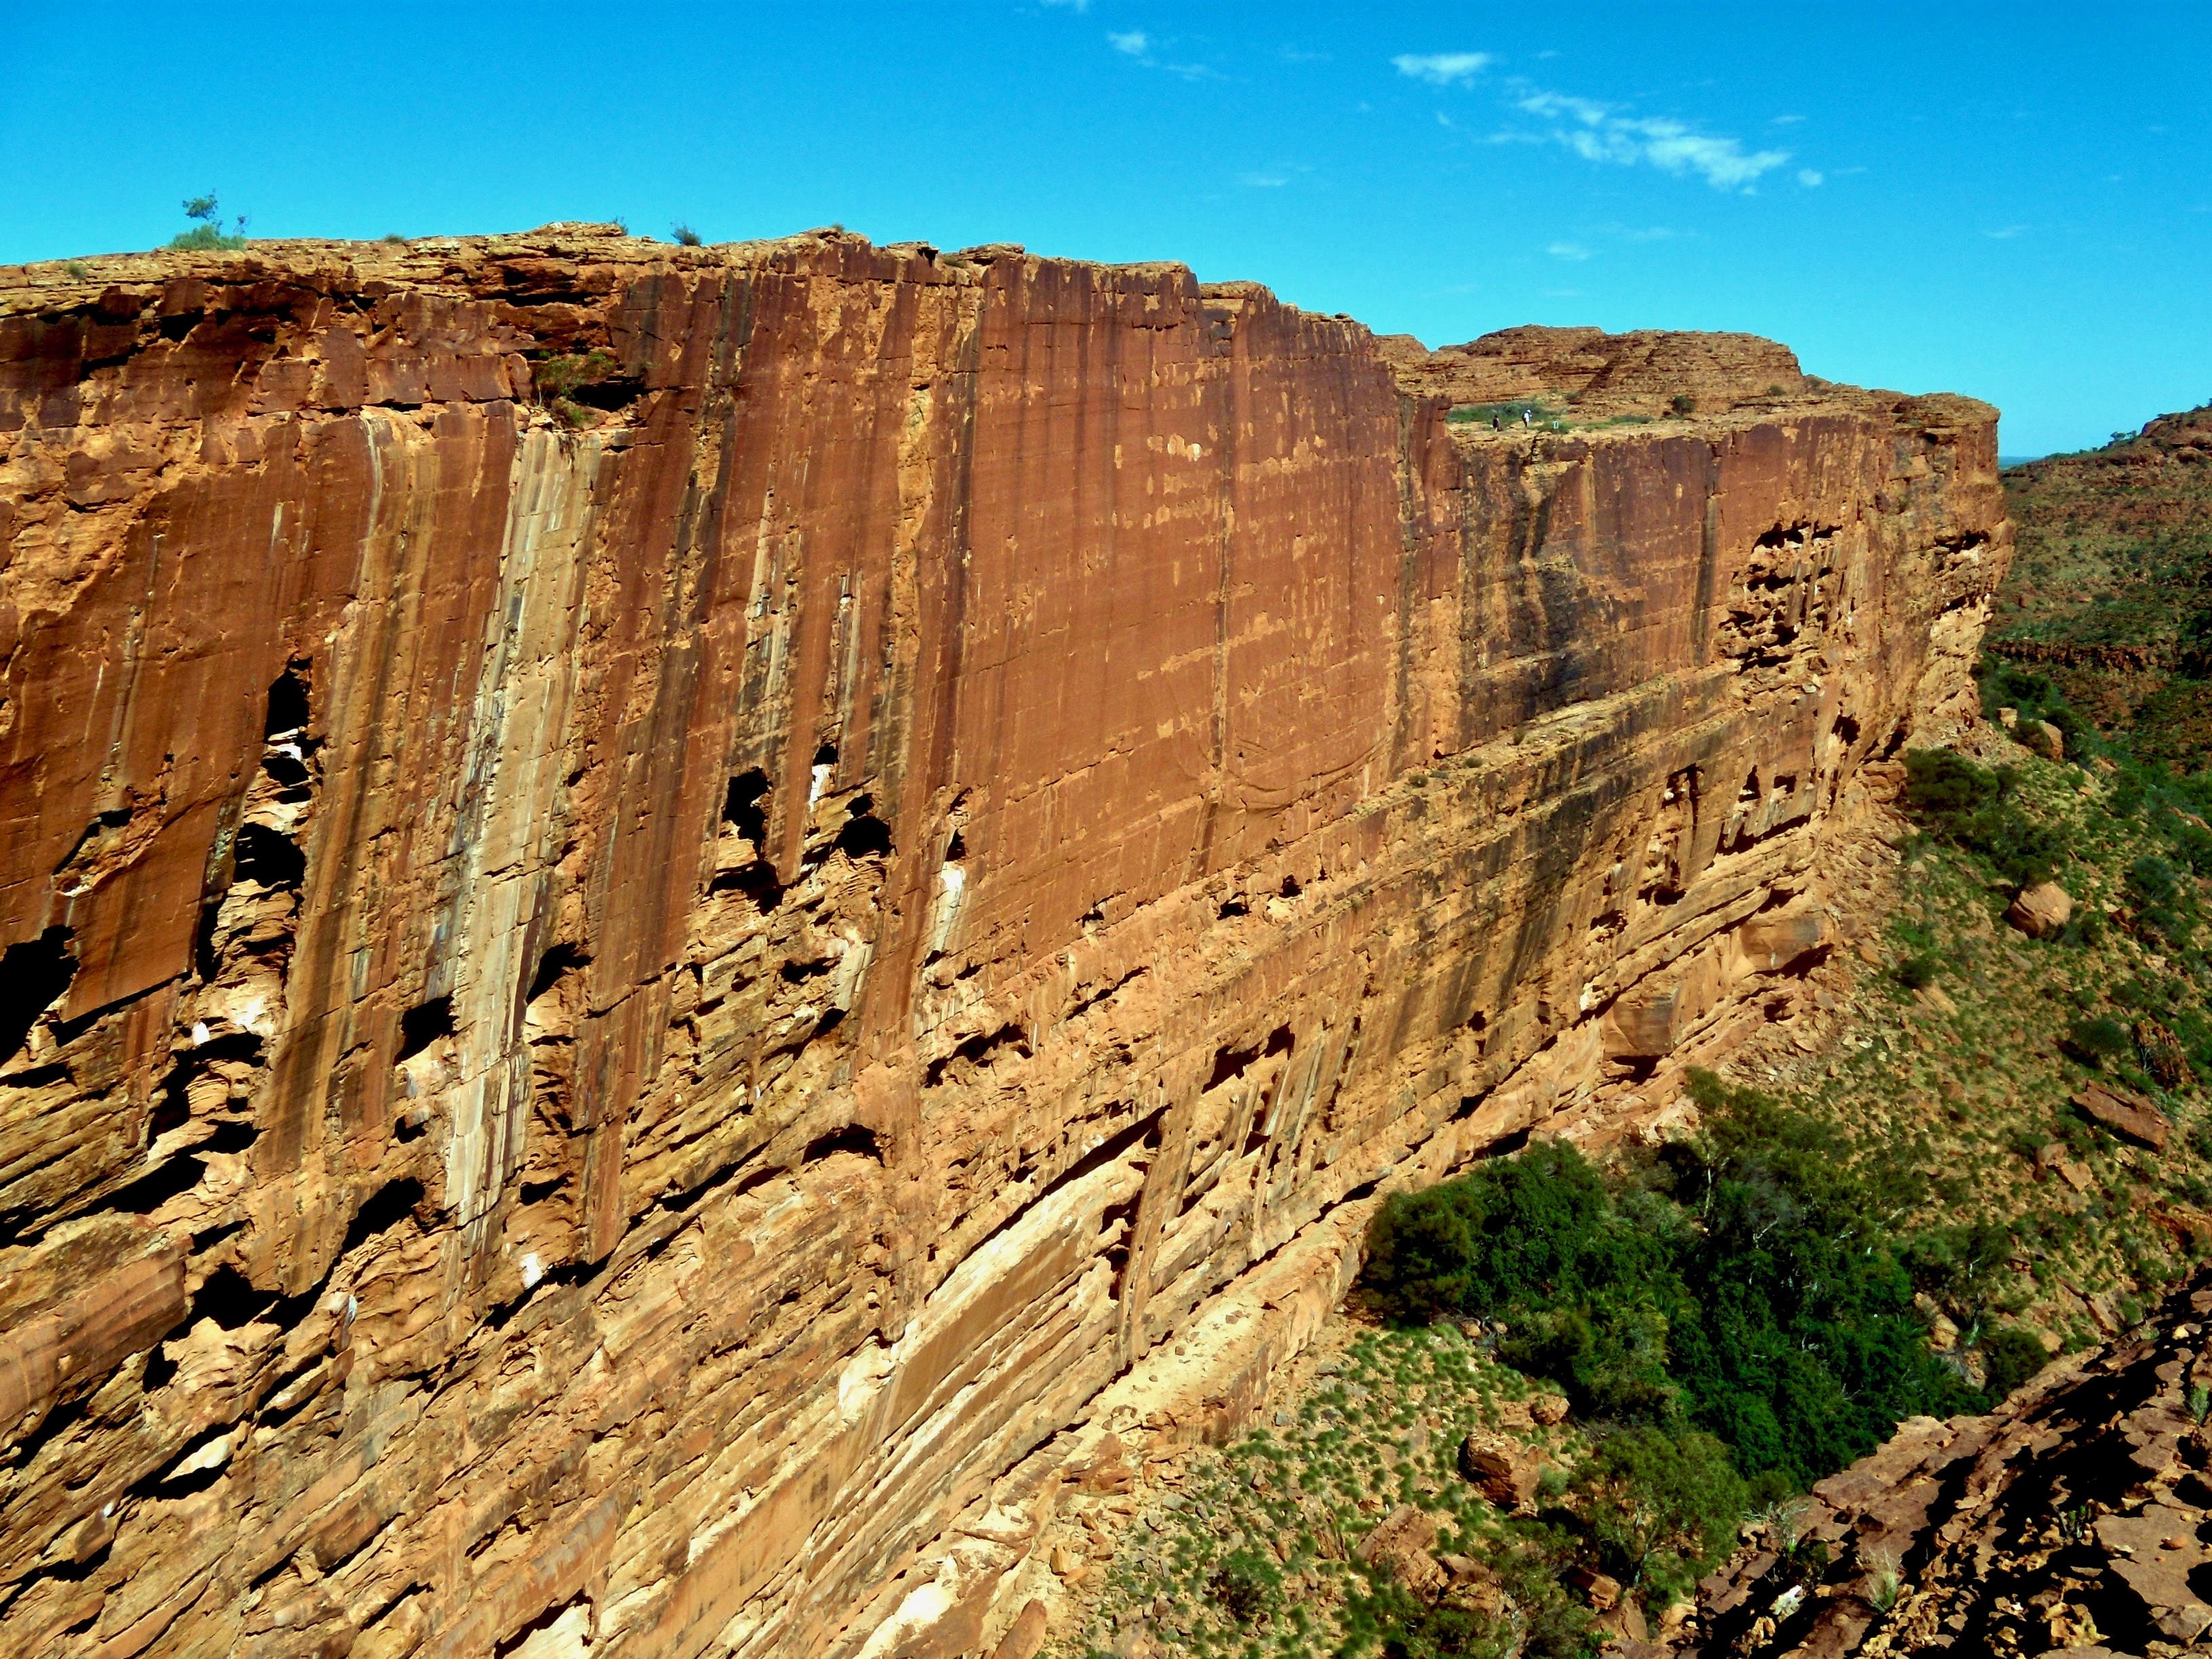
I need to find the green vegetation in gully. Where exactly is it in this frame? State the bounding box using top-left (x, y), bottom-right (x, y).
top-left (1365, 1095), bottom-right (2007, 1497)
top-left (1067, 655), bottom-right (2212, 1659)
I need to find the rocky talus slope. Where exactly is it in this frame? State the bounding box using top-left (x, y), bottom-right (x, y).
top-left (0, 224), bottom-right (2003, 1658)
top-left (1668, 1276), bottom-right (2212, 1659)
top-left (1992, 407), bottom-right (2212, 765)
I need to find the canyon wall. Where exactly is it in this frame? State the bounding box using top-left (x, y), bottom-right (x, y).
top-left (0, 225), bottom-right (2005, 1659)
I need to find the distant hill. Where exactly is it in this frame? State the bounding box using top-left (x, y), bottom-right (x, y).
top-left (1990, 407), bottom-right (2212, 768)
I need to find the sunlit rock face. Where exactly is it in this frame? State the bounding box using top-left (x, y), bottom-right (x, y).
top-left (0, 225), bottom-right (2005, 1658)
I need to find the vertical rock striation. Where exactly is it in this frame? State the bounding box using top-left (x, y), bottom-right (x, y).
top-left (0, 225), bottom-right (2006, 1657)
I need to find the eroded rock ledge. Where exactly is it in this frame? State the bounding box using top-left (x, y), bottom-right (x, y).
top-left (0, 224), bottom-right (2005, 1658)
top-left (1671, 1275), bottom-right (2212, 1658)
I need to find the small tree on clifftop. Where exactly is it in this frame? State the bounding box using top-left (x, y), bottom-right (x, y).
top-left (169, 192), bottom-right (248, 251)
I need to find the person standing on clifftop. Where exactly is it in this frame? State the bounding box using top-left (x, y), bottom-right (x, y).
top-left (1521, 407), bottom-right (1532, 430)
top-left (1492, 413), bottom-right (1501, 430)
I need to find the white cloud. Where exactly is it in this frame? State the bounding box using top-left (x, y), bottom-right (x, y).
top-left (1520, 91), bottom-right (1607, 123)
top-left (1772, 113), bottom-right (1806, 126)
top-left (1984, 224), bottom-right (2029, 239)
top-left (1042, 0), bottom-right (1090, 9)
top-left (1393, 52), bottom-right (1492, 86)
top-left (1241, 171), bottom-right (1290, 188)
top-left (1547, 242), bottom-right (1591, 260)
top-left (1105, 30), bottom-right (1220, 80)
top-left (1515, 91), bottom-right (1789, 191)
top-left (1797, 169), bottom-right (1824, 187)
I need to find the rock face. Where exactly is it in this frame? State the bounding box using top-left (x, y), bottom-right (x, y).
top-left (1374, 324), bottom-right (1807, 416)
top-left (0, 225), bottom-right (2005, 1658)
top-left (1671, 1276), bottom-right (2212, 1657)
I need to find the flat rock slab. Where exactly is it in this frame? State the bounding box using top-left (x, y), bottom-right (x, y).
top-left (2074, 1082), bottom-right (2171, 1151)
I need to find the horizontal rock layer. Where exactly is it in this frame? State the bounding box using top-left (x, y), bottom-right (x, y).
top-left (0, 225), bottom-right (2005, 1658)
top-left (1373, 323), bottom-right (1807, 415)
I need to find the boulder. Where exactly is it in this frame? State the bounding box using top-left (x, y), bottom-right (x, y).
top-left (1355, 1504), bottom-right (1444, 1593)
top-left (1564, 1563), bottom-right (1623, 1611)
top-left (2020, 719), bottom-right (2066, 760)
top-left (1436, 1555), bottom-right (1506, 1616)
top-left (1458, 1433), bottom-right (1547, 1511)
top-left (2074, 1083), bottom-right (2171, 1151)
top-left (990, 1600), bottom-right (1050, 1659)
top-left (1594, 1596), bottom-right (1651, 1643)
top-left (2007, 882), bottom-right (2074, 939)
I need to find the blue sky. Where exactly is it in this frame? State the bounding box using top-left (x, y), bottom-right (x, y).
top-left (5, 3), bottom-right (2207, 455)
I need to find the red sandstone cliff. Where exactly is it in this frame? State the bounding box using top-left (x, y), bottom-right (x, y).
top-left (0, 224), bottom-right (2005, 1658)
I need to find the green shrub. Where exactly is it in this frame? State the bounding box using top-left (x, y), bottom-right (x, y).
top-left (1901, 750), bottom-right (2068, 884)
top-left (1207, 1547), bottom-right (1277, 1623)
top-left (671, 222), bottom-right (704, 246)
top-left (1899, 1219), bottom-right (2013, 1303)
top-left (531, 349), bottom-right (623, 428)
top-left (1980, 663), bottom-right (2095, 760)
top-left (1671, 393), bottom-right (1696, 415)
top-left (1976, 1326), bottom-right (2049, 1399)
top-left (2067, 1016), bottom-right (2133, 1065)
top-left (1371, 1542), bottom-right (1592, 1658)
top-left (167, 191), bottom-right (247, 251)
top-left (1574, 1424), bottom-right (1747, 1595)
top-left (1362, 1075), bottom-right (1988, 1495)
top-left (2127, 853), bottom-right (2196, 947)
top-left (2058, 909), bottom-right (2108, 949)
top-left (1364, 1139), bottom-right (1620, 1324)
top-left (1896, 953), bottom-right (1940, 990)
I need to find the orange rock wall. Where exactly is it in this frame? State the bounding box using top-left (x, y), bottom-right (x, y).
top-left (0, 229), bottom-right (2007, 1658)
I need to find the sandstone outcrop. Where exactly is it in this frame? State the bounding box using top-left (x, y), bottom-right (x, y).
top-left (1666, 1275), bottom-right (2212, 1657)
top-left (1374, 324), bottom-right (1807, 416)
top-left (0, 224), bottom-right (2005, 1657)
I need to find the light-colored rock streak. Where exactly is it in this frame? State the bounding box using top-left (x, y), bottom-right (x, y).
top-left (439, 429), bottom-right (600, 1243)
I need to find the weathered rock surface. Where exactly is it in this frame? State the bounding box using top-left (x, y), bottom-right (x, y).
top-left (1355, 1503), bottom-right (1444, 1593)
top-left (1374, 324), bottom-right (1807, 416)
top-left (1666, 1276), bottom-right (2212, 1657)
top-left (1458, 1430), bottom-right (1552, 1512)
top-left (2074, 1082), bottom-right (2173, 1152)
top-left (0, 224), bottom-right (2005, 1657)
top-left (2009, 879), bottom-right (2076, 939)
